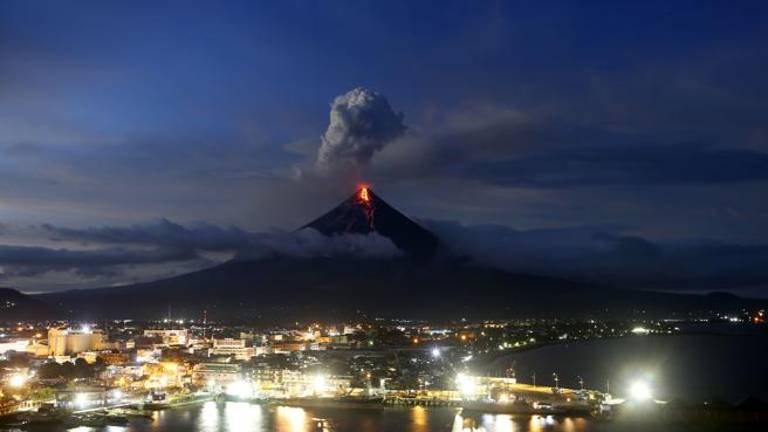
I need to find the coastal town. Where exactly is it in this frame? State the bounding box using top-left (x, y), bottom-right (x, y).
top-left (1, 311), bottom-right (764, 428)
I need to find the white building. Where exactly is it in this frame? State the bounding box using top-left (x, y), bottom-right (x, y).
top-left (48, 328), bottom-right (105, 356)
top-left (212, 338), bottom-right (254, 360)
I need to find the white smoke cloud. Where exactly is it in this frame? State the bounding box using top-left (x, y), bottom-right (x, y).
top-left (316, 87), bottom-right (406, 173)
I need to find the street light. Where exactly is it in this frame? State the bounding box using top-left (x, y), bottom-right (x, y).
top-left (8, 374), bottom-right (26, 388)
top-left (628, 380), bottom-right (652, 402)
top-left (226, 380), bottom-right (253, 399)
top-left (75, 393), bottom-right (88, 409)
top-left (552, 372), bottom-right (559, 389)
top-left (111, 389), bottom-right (124, 400)
top-left (431, 347), bottom-right (441, 358)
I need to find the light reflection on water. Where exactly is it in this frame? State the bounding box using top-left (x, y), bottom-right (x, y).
top-left (198, 400), bottom-right (220, 432)
top-left (275, 406), bottom-right (308, 432)
top-left (451, 412), bottom-right (589, 432)
top-left (53, 402), bottom-right (597, 432)
top-left (225, 402), bottom-right (265, 431)
top-left (411, 406), bottom-right (429, 432)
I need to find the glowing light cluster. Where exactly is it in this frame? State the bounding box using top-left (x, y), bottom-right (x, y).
top-left (312, 374), bottom-right (328, 394)
top-left (456, 373), bottom-right (477, 397)
top-left (628, 380), bottom-right (652, 401)
top-left (8, 374), bottom-right (26, 388)
top-left (226, 380), bottom-right (254, 399)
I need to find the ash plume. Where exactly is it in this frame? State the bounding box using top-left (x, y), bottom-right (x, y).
top-left (316, 87), bottom-right (406, 173)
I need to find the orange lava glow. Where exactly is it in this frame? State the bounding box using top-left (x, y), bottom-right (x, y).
top-left (357, 185), bottom-right (375, 229)
top-left (359, 186), bottom-right (371, 203)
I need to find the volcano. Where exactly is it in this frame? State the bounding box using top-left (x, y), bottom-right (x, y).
top-left (304, 186), bottom-right (440, 259)
top-left (34, 187), bottom-right (768, 321)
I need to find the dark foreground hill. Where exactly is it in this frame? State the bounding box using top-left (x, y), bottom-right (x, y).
top-left (0, 287), bottom-right (56, 322)
top-left (36, 257), bottom-right (765, 322)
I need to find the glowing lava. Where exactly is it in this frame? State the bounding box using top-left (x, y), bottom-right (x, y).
top-left (358, 186), bottom-right (371, 203)
top-left (359, 186), bottom-right (371, 203)
top-left (357, 185), bottom-right (375, 230)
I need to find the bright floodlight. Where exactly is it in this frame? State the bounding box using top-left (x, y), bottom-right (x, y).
top-left (75, 393), bottom-right (88, 408)
top-left (225, 380), bottom-right (252, 399)
top-left (629, 380), bottom-right (652, 401)
top-left (8, 374), bottom-right (26, 388)
top-left (313, 375), bottom-right (328, 394)
top-left (456, 373), bottom-right (477, 397)
top-left (431, 347), bottom-right (441, 358)
top-left (81, 325), bottom-right (92, 334)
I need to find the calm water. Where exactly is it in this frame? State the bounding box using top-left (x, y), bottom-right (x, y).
top-left (11, 402), bottom-right (722, 432)
top-left (486, 330), bottom-right (768, 402)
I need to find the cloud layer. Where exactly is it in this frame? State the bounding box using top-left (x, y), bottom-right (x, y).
top-left (0, 220), bottom-right (400, 292)
top-left (2, 216), bottom-right (767, 298)
top-left (367, 107), bottom-right (768, 187)
top-left (425, 220), bottom-right (768, 296)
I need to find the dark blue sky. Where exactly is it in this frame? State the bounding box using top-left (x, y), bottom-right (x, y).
top-left (1, 1), bottom-right (768, 294)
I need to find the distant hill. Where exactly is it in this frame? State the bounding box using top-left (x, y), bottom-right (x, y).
top-left (36, 257), bottom-right (765, 321)
top-left (0, 288), bottom-right (55, 321)
top-left (32, 187), bottom-right (768, 321)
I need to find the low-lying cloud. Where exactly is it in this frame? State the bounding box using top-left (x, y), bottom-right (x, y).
top-left (424, 220), bottom-right (768, 296)
top-left (1, 216), bottom-right (767, 297)
top-left (0, 220), bottom-right (400, 292)
top-left (239, 229), bottom-right (401, 260)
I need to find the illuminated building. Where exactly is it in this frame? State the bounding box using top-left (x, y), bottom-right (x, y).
top-left (25, 340), bottom-right (50, 357)
top-left (143, 329), bottom-right (189, 346)
top-left (0, 339), bottom-right (30, 356)
top-left (271, 341), bottom-right (306, 353)
top-left (211, 338), bottom-right (255, 360)
top-left (250, 367), bottom-right (352, 398)
top-left (192, 363), bottom-right (242, 387)
top-left (100, 351), bottom-right (132, 365)
top-left (75, 351), bottom-right (101, 364)
top-left (136, 348), bottom-right (161, 363)
top-left (142, 362), bottom-right (188, 389)
top-left (455, 374), bottom-right (519, 400)
top-left (47, 327), bottom-right (105, 356)
top-left (52, 386), bottom-right (107, 409)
